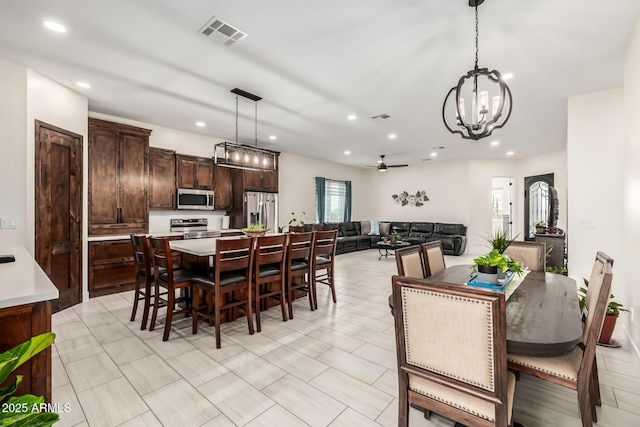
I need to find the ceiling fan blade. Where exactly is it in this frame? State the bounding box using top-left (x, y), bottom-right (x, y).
top-left (388, 164), bottom-right (408, 168)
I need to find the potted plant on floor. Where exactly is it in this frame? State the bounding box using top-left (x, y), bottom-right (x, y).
top-left (579, 278), bottom-right (629, 344)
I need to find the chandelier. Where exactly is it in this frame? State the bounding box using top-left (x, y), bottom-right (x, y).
top-left (442, 0), bottom-right (512, 140)
top-left (214, 88), bottom-right (278, 170)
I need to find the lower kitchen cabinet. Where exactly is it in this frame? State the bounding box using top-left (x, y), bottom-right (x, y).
top-left (88, 239), bottom-right (135, 297)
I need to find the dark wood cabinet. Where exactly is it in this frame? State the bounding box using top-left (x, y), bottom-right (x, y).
top-left (214, 165), bottom-right (233, 210)
top-left (88, 239), bottom-right (135, 297)
top-left (149, 147), bottom-right (176, 209)
top-left (176, 154), bottom-right (214, 190)
top-left (88, 118), bottom-right (151, 236)
top-left (243, 168), bottom-right (278, 192)
top-left (262, 170), bottom-right (278, 192)
top-left (535, 233), bottom-right (567, 273)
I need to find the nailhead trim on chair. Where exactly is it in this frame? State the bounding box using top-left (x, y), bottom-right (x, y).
top-left (506, 356), bottom-right (579, 381)
top-left (408, 386), bottom-right (494, 422)
top-left (401, 288), bottom-right (495, 391)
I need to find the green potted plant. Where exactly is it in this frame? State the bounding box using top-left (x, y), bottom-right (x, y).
top-left (579, 278), bottom-right (629, 344)
top-left (535, 220), bottom-right (547, 234)
top-left (390, 230), bottom-right (401, 243)
top-left (0, 332), bottom-right (58, 426)
top-left (242, 223), bottom-right (269, 237)
top-left (472, 249), bottom-right (522, 284)
top-left (482, 229), bottom-right (519, 254)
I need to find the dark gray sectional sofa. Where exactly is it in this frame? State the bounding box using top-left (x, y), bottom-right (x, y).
top-left (301, 221), bottom-right (467, 256)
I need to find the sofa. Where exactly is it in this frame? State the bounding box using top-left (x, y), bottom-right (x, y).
top-left (301, 220), bottom-right (467, 256)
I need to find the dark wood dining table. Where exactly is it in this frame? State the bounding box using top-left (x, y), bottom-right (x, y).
top-left (394, 265), bottom-right (583, 357)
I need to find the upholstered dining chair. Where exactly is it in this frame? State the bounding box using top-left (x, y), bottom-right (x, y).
top-left (503, 241), bottom-right (546, 271)
top-left (191, 237), bottom-right (255, 349)
top-left (311, 229), bottom-right (338, 309)
top-left (420, 240), bottom-right (446, 277)
top-left (507, 255), bottom-right (614, 427)
top-left (394, 245), bottom-right (426, 278)
top-left (149, 237), bottom-right (196, 341)
top-left (130, 234), bottom-right (155, 330)
top-left (285, 231), bottom-right (315, 319)
top-left (253, 234), bottom-right (288, 332)
top-left (392, 275), bottom-right (515, 427)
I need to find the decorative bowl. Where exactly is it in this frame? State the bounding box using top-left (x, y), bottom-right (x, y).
top-left (242, 229), bottom-right (270, 237)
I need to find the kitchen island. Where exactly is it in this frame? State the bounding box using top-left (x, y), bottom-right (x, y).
top-left (0, 247), bottom-right (59, 402)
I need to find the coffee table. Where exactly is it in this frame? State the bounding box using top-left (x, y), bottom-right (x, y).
top-left (376, 240), bottom-right (411, 260)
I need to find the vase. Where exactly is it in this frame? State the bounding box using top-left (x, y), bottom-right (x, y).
top-left (476, 264), bottom-right (498, 285)
top-left (598, 314), bottom-right (617, 344)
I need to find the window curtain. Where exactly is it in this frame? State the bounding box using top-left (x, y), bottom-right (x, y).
top-left (315, 176), bottom-right (326, 223)
top-left (343, 180), bottom-right (352, 222)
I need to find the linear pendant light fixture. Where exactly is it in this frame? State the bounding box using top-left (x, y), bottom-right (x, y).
top-left (214, 88), bottom-right (278, 170)
top-left (442, 0), bottom-right (512, 140)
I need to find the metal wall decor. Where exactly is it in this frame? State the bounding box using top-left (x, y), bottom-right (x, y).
top-left (214, 88), bottom-right (278, 170)
top-left (392, 191), bottom-right (429, 207)
top-left (442, 0), bottom-right (512, 140)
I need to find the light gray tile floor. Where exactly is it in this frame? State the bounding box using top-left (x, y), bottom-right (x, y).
top-left (51, 250), bottom-right (639, 426)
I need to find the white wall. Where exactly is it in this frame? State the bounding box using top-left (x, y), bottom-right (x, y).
top-left (0, 60), bottom-right (27, 247)
top-left (278, 152), bottom-right (368, 228)
top-left (624, 17), bottom-right (640, 349)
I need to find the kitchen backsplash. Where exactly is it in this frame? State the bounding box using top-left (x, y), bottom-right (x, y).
top-left (149, 211), bottom-right (229, 232)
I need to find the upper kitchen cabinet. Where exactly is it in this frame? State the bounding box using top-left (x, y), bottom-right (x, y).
top-left (176, 154), bottom-right (214, 190)
top-left (214, 165), bottom-right (232, 210)
top-left (243, 168), bottom-right (278, 192)
top-left (88, 118), bottom-right (151, 236)
top-left (149, 147), bottom-right (176, 210)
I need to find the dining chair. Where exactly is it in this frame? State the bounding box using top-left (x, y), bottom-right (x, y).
top-left (285, 231), bottom-right (315, 319)
top-left (191, 237), bottom-right (255, 349)
top-left (420, 240), bottom-right (446, 277)
top-left (311, 230), bottom-right (338, 309)
top-left (129, 234), bottom-right (160, 330)
top-left (507, 256), bottom-right (614, 427)
top-left (288, 225), bottom-right (306, 233)
top-left (149, 237), bottom-right (196, 341)
top-left (253, 234), bottom-right (288, 332)
top-left (392, 275), bottom-right (515, 427)
top-left (503, 241), bottom-right (546, 271)
top-left (394, 245), bottom-right (426, 278)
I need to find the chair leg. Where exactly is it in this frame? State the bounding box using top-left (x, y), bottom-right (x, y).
top-left (246, 289), bottom-right (254, 336)
top-left (140, 280), bottom-right (152, 330)
top-left (398, 387), bottom-right (409, 427)
top-left (328, 266), bottom-right (337, 303)
top-left (214, 304), bottom-right (222, 349)
top-left (591, 358), bottom-right (601, 406)
top-left (286, 276), bottom-right (295, 320)
top-left (255, 283), bottom-right (262, 333)
top-left (192, 285), bottom-right (200, 335)
top-left (149, 282), bottom-right (161, 332)
top-left (130, 279), bottom-right (141, 322)
top-left (163, 287), bottom-right (174, 341)
top-left (311, 270), bottom-right (319, 310)
top-left (279, 278), bottom-right (288, 322)
top-left (577, 386), bottom-right (594, 427)
top-left (307, 272), bottom-right (315, 311)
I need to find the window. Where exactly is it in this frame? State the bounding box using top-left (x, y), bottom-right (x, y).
top-left (315, 177), bottom-right (351, 223)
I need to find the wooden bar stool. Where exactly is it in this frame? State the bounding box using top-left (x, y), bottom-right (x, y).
top-left (286, 231), bottom-right (315, 319)
top-left (253, 234), bottom-right (288, 332)
top-left (311, 230), bottom-right (338, 309)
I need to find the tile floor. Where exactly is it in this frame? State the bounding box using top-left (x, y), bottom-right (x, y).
top-left (51, 250), bottom-right (640, 426)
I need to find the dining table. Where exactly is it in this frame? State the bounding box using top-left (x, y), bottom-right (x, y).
top-left (393, 265), bottom-right (583, 357)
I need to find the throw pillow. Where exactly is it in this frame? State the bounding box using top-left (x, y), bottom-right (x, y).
top-left (369, 220), bottom-right (380, 235)
top-left (360, 221), bottom-right (371, 235)
top-left (379, 222), bottom-right (391, 236)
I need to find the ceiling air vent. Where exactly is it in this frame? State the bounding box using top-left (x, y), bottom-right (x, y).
top-left (371, 114), bottom-right (391, 120)
top-left (198, 16), bottom-right (247, 46)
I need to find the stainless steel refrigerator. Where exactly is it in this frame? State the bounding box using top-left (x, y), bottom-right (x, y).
top-left (244, 191), bottom-right (278, 232)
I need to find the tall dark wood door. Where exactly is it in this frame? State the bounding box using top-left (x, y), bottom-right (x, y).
top-left (35, 121), bottom-right (83, 312)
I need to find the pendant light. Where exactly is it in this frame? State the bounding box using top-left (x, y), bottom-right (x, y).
top-left (442, 0), bottom-right (512, 140)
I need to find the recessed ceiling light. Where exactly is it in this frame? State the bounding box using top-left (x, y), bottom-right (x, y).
top-left (502, 73), bottom-right (514, 80)
top-left (43, 21), bottom-right (66, 33)
top-left (490, 141), bottom-right (499, 146)
top-left (506, 151), bottom-right (515, 156)
top-left (196, 121), bottom-right (206, 127)
top-left (269, 135), bottom-right (277, 140)
top-left (344, 150), bottom-right (351, 155)
top-left (430, 152), bottom-right (437, 157)
top-left (76, 81), bottom-right (90, 88)
top-left (388, 133), bottom-right (397, 140)
top-left (347, 114), bottom-right (357, 121)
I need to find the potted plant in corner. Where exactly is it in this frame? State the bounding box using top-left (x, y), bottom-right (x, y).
top-left (579, 278), bottom-right (629, 344)
top-left (535, 220), bottom-right (547, 234)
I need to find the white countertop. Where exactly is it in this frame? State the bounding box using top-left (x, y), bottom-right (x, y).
top-left (0, 247), bottom-right (59, 309)
top-left (87, 229), bottom-right (243, 242)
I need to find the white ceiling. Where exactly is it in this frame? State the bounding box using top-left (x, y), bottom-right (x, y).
top-left (1, 0), bottom-right (639, 168)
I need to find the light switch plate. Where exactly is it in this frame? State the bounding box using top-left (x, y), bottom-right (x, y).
top-left (1, 218), bottom-right (17, 229)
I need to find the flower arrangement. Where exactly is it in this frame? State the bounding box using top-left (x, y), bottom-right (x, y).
top-left (288, 211), bottom-right (306, 227)
top-left (392, 190), bottom-right (429, 207)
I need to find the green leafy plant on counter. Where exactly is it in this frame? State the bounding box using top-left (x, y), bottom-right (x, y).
top-left (0, 332), bottom-right (59, 426)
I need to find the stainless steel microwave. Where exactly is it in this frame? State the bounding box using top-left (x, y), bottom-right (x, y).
top-left (176, 188), bottom-right (215, 210)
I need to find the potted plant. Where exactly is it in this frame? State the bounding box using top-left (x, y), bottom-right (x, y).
top-left (0, 332), bottom-right (58, 426)
top-left (472, 249), bottom-right (523, 284)
top-left (482, 229), bottom-right (519, 254)
top-left (535, 220), bottom-right (547, 234)
top-left (390, 231), bottom-right (401, 243)
top-left (579, 278), bottom-right (629, 344)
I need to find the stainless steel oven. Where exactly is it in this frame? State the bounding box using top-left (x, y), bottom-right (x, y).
top-left (176, 188), bottom-right (215, 210)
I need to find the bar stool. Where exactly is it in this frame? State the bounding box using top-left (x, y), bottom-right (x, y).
top-left (311, 230), bottom-right (338, 309)
top-left (130, 234), bottom-right (157, 330)
top-left (286, 232), bottom-right (315, 318)
top-left (253, 234), bottom-right (288, 332)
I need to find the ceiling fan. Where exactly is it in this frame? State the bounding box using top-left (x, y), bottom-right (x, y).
top-left (374, 155), bottom-right (408, 172)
